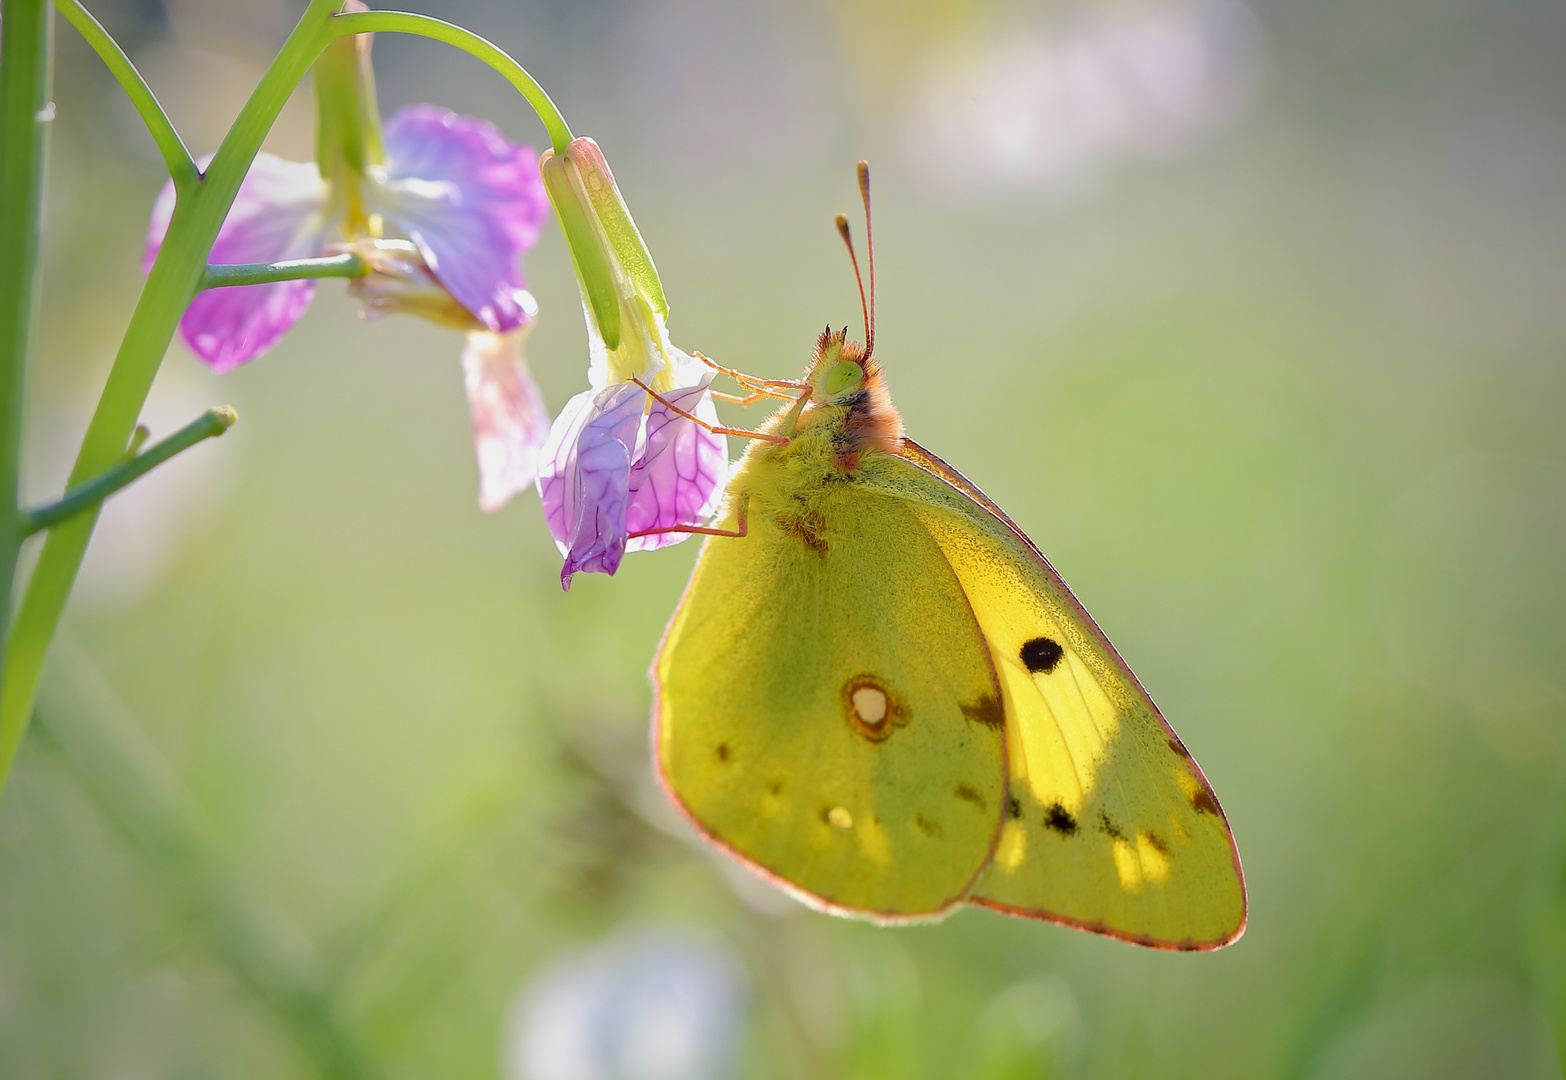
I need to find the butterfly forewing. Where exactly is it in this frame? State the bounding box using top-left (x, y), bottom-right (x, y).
top-left (654, 487), bottom-right (1008, 921)
top-left (870, 441), bottom-right (1246, 948)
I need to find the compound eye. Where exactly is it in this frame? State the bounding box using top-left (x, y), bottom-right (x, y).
top-left (825, 360), bottom-right (864, 396)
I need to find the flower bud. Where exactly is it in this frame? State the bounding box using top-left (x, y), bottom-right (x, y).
top-left (540, 138), bottom-right (672, 385)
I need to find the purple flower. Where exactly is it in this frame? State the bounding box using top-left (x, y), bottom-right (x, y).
top-left (623, 372), bottom-right (727, 548)
top-left (143, 153), bottom-right (328, 374)
top-left (536, 138), bottom-right (729, 590)
top-left (375, 106), bottom-right (546, 334)
top-left (144, 106), bottom-right (552, 509)
top-left (538, 381), bottom-right (650, 582)
top-left (146, 108), bottom-right (545, 364)
top-left (537, 356), bottom-right (726, 589)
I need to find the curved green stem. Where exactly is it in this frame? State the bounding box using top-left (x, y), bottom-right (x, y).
top-left (0, 0), bottom-right (343, 804)
top-left (202, 252), bottom-right (364, 290)
top-left (328, 9), bottom-right (574, 155)
top-left (22, 407), bottom-right (236, 536)
top-left (54, 0), bottom-right (198, 190)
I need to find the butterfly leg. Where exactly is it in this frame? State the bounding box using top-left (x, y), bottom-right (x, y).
top-left (710, 390), bottom-right (774, 407)
top-left (633, 378), bottom-right (806, 446)
top-left (693, 351), bottom-right (811, 398)
top-left (629, 498), bottom-right (749, 540)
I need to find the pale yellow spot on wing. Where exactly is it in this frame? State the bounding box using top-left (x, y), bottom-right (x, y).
top-left (1136, 832), bottom-right (1171, 884)
top-left (857, 817), bottom-right (891, 866)
top-left (827, 806), bottom-right (853, 829)
top-left (1112, 838), bottom-right (1143, 891)
top-left (995, 820), bottom-right (1028, 871)
top-left (851, 686), bottom-right (887, 725)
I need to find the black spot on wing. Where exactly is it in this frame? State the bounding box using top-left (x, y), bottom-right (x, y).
top-left (1020, 636), bottom-right (1065, 674)
top-left (960, 693), bottom-right (1005, 730)
top-left (1098, 811), bottom-right (1126, 841)
top-left (1167, 736), bottom-right (1190, 758)
top-left (714, 742), bottom-right (731, 763)
top-left (767, 780), bottom-right (783, 796)
top-left (953, 783), bottom-right (986, 809)
top-left (1191, 788), bottom-right (1220, 816)
top-left (1006, 796), bottom-right (1022, 820)
top-left (915, 814), bottom-right (942, 837)
top-left (1044, 803), bottom-right (1078, 835)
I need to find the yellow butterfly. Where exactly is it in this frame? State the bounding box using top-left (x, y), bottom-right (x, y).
top-left (648, 165), bottom-right (1245, 949)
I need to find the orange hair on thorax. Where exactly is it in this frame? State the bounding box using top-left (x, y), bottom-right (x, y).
top-left (807, 328), bottom-right (904, 467)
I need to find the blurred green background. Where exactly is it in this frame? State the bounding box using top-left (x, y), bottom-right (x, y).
top-left (5, 0), bottom-right (1566, 1076)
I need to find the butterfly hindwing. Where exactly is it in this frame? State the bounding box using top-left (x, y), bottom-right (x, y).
top-left (864, 440), bottom-right (1246, 948)
top-left (653, 485), bottom-right (1008, 921)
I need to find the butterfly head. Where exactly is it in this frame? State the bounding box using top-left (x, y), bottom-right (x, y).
top-left (803, 325), bottom-right (903, 455)
top-left (811, 327), bottom-right (869, 402)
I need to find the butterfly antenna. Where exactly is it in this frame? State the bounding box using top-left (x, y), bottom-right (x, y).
top-left (836, 212), bottom-right (871, 354)
top-left (858, 160), bottom-right (875, 360)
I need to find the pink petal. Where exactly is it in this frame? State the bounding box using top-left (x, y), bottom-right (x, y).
top-left (462, 329), bottom-right (551, 512)
top-left (536, 382), bottom-right (648, 590)
top-left (145, 153), bottom-right (330, 373)
top-left (624, 372), bottom-right (727, 552)
top-left (378, 106), bottom-right (549, 333)
top-left (536, 389), bottom-right (598, 549)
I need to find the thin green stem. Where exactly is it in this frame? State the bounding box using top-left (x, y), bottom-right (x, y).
top-left (22, 407), bottom-right (236, 536)
top-left (0, 0), bottom-right (53, 774)
top-left (328, 9), bottom-right (574, 155)
top-left (53, 0), bottom-right (198, 190)
top-left (201, 252), bottom-right (364, 290)
top-left (0, 0), bottom-right (343, 805)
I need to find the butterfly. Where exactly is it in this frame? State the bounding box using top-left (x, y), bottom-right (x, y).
top-left (646, 164), bottom-right (1245, 949)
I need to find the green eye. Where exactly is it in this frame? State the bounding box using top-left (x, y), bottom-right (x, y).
top-left (825, 361), bottom-right (864, 397)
